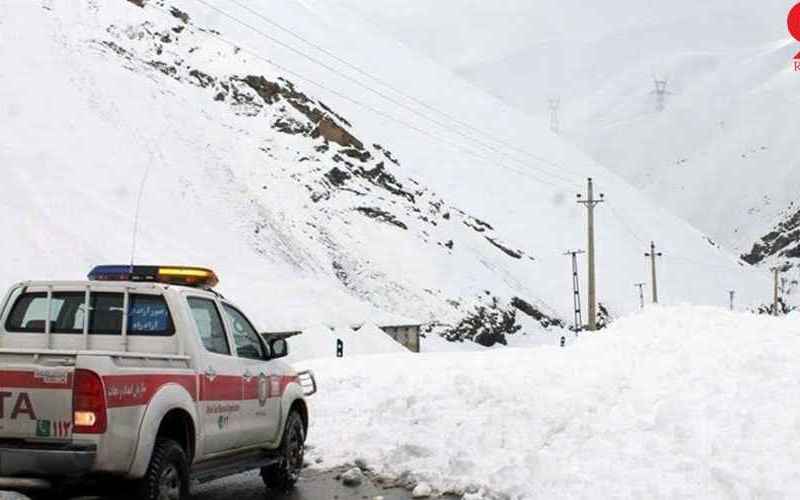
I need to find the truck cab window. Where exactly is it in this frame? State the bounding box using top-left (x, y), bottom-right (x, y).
top-left (188, 297), bottom-right (230, 356)
top-left (222, 304), bottom-right (265, 360)
top-left (5, 292), bottom-right (173, 335)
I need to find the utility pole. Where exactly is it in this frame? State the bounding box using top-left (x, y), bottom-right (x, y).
top-left (564, 250), bottom-right (585, 333)
top-left (548, 98), bottom-right (560, 134)
top-left (729, 290), bottom-right (735, 311)
top-left (635, 283), bottom-right (646, 309)
top-left (653, 79), bottom-right (669, 112)
top-left (577, 178), bottom-right (604, 331)
top-left (644, 241), bottom-right (663, 304)
top-left (770, 267), bottom-right (781, 316)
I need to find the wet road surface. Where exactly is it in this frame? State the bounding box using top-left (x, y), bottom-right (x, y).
top-left (193, 468), bottom-right (452, 500)
top-left (64, 468), bottom-right (457, 499)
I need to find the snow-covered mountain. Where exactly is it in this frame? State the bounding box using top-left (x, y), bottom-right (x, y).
top-left (0, 0), bottom-right (771, 340)
top-left (334, 1), bottom-right (796, 257)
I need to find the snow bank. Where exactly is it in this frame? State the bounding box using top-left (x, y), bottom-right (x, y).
top-left (288, 323), bottom-right (408, 361)
top-left (300, 306), bottom-right (800, 498)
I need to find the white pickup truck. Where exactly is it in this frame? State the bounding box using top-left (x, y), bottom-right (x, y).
top-left (0, 265), bottom-right (316, 499)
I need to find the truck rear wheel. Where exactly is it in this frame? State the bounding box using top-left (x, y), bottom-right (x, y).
top-left (261, 411), bottom-right (305, 492)
top-left (135, 438), bottom-right (190, 500)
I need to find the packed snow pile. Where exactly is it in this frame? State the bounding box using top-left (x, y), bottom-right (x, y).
top-left (300, 306), bottom-right (800, 498)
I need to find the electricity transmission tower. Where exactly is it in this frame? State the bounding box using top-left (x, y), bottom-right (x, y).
top-left (564, 250), bottom-right (586, 333)
top-left (577, 178), bottom-right (604, 330)
top-left (548, 98), bottom-right (560, 134)
top-left (653, 78), bottom-right (669, 112)
top-left (635, 283), bottom-right (646, 309)
top-left (644, 241), bottom-right (663, 303)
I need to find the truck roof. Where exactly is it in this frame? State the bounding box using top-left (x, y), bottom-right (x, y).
top-left (11, 280), bottom-right (217, 296)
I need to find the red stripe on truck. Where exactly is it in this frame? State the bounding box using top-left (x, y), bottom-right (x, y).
top-left (103, 374), bottom-right (198, 409)
top-left (199, 375), bottom-right (241, 402)
top-left (0, 370), bottom-right (72, 390)
top-left (0, 371), bottom-right (300, 410)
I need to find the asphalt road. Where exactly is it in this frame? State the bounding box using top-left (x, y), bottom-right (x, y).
top-left (192, 468), bottom-right (436, 500)
top-left (59, 467), bottom-right (456, 500)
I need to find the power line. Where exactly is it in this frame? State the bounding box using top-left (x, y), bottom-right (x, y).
top-left (605, 202), bottom-right (648, 245)
top-left (220, 0), bottom-right (587, 179)
top-left (188, 0), bottom-right (584, 188)
top-left (147, 3), bottom-right (580, 192)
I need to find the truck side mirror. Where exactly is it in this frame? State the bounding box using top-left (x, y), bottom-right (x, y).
top-left (270, 338), bottom-right (288, 359)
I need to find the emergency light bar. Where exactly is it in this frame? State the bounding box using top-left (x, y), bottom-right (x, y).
top-left (88, 265), bottom-right (219, 288)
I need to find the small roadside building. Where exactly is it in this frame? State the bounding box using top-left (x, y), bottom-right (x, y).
top-left (378, 324), bottom-right (421, 353)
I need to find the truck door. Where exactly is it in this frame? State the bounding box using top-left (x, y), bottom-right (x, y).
top-left (221, 303), bottom-right (281, 447)
top-left (186, 297), bottom-right (244, 457)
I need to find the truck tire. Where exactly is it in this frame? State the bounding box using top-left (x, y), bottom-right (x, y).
top-left (134, 438), bottom-right (190, 500)
top-left (261, 410), bottom-right (305, 492)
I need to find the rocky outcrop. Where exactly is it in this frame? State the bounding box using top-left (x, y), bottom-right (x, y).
top-left (742, 202), bottom-right (800, 264)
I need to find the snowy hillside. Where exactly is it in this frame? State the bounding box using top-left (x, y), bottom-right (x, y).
top-left (301, 306), bottom-right (800, 498)
top-left (335, 1), bottom-right (796, 257)
top-left (0, 0), bottom-right (772, 341)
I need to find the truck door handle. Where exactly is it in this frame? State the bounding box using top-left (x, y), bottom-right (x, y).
top-left (204, 367), bottom-right (217, 381)
top-left (243, 370), bottom-right (254, 381)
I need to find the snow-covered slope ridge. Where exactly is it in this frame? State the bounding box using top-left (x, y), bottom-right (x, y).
top-left (301, 306), bottom-right (800, 498)
top-left (332, 1), bottom-right (795, 253)
top-left (0, 0), bottom-right (770, 333)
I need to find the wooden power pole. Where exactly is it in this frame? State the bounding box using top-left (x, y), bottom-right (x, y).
top-left (577, 178), bottom-right (604, 330)
top-left (645, 241), bottom-right (663, 304)
top-left (729, 290), bottom-right (735, 311)
top-left (564, 250), bottom-right (585, 333)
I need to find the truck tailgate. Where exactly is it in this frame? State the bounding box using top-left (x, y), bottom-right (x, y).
top-left (0, 361), bottom-right (74, 441)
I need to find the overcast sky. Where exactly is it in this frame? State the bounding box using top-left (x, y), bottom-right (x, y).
top-left (328, 0), bottom-right (790, 70)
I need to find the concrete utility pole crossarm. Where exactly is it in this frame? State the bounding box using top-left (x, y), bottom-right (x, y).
top-left (577, 178), bottom-right (604, 331)
top-left (645, 241), bottom-right (663, 304)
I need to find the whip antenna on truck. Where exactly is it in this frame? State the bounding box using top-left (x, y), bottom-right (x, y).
top-left (129, 163), bottom-right (153, 271)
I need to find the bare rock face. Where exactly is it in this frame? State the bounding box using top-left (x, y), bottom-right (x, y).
top-left (313, 116), bottom-right (364, 150)
top-left (742, 202), bottom-right (800, 265)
